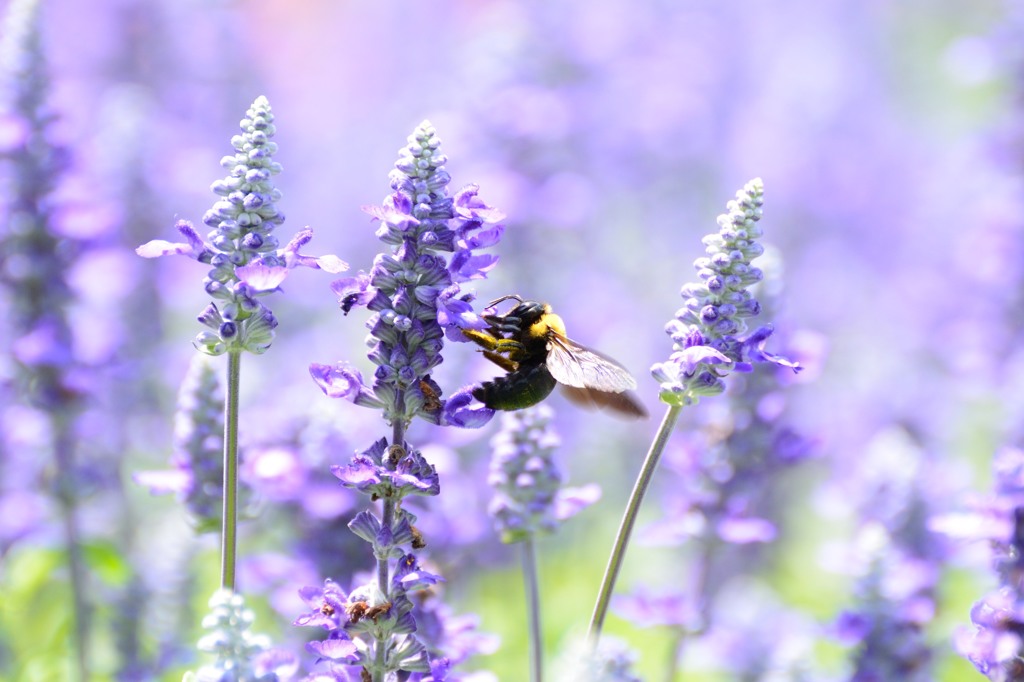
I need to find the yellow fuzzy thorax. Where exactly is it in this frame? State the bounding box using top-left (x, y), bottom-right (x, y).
top-left (532, 307), bottom-right (566, 338)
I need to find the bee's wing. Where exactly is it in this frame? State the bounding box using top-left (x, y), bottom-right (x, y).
top-left (560, 385), bottom-right (648, 419)
top-left (545, 332), bottom-right (638, 392)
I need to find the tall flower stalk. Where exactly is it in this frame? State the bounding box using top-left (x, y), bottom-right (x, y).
top-left (488, 405), bottom-right (599, 682)
top-left (138, 96), bottom-right (343, 677)
top-left (611, 268), bottom-right (817, 680)
top-left (303, 121), bottom-right (502, 681)
top-left (588, 178), bottom-right (799, 644)
top-left (0, 0), bottom-right (87, 677)
top-left (138, 95), bottom-right (344, 589)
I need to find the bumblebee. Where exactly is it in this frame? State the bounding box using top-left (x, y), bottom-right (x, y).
top-left (463, 295), bottom-right (647, 419)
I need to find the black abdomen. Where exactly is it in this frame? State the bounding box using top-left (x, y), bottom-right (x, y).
top-left (472, 363), bottom-right (558, 411)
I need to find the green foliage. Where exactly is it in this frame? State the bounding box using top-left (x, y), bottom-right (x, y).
top-left (1, 548), bottom-right (76, 681)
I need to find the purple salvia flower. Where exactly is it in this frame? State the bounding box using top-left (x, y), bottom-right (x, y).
top-left (133, 354), bottom-right (227, 532)
top-left (0, 0), bottom-right (78, 412)
top-left (639, 266), bottom-right (817, 552)
top-left (300, 123), bottom-right (501, 680)
top-left (651, 178), bottom-right (799, 406)
top-left (0, 0), bottom-right (91, 675)
top-left (295, 573), bottom-right (434, 677)
top-left (313, 121), bottom-right (501, 426)
top-left (440, 385), bottom-right (495, 428)
top-left (330, 438), bottom-right (440, 502)
top-left (488, 405), bottom-right (597, 543)
top-left (392, 553), bottom-right (444, 594)
top-left (831, 428), bottom-right (949, 682)
top-left (294, 579), bottom-right (352, 631)
top-left (590, 182), bottom-right (802, 644)
top-left (949, 446), bottom-right (1024, 678)
top-left (137, 96), bottom-right (346, 356)
top-left (185, 589), bottom-right (298, 682)
top-left (957, 588), bottom-right (1024, 680)
top-left (837, 545), bottom-right (937, 681)
top-left (613, 267), bottom-right (817, 675)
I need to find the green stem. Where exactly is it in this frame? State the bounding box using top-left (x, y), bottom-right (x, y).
top-left (373, 496), bottom-right (395, 682)
top-left (588, 404), bottom-right (682, 645)
top-left (220, 350), bottom-right (241, 591)
top-left (372, 412), bottom-right (406, 682)
top-left (522, 538), bottom-right (543, 682)
top-left (53, 413), bottom-right (89, 682)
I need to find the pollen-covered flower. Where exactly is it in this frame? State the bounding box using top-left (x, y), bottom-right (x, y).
top-left (312, 121), bottom-right (501, 427)
top-left (331, 438), bottom-right (440, 502)
top-left (488, 406), bottom-right (598, 543)
top-left (137, 96), bottom-right (346, 356)
top-left (652, 178), bottom-right (799, 406)
top-left (294, 579), bottom-right (353, 632)
top-left (295, 566), bottom-right (445, 677)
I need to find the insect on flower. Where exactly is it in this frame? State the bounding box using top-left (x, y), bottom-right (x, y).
top-left (346, 601), bottom-right (369, 623)
top-left (419, 377), bottom-right (443, 412)
top-left (463, 295), bottom-right (647, 419)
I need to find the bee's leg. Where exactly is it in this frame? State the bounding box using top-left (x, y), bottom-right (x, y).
top-left (481, 351), bottom-right (518, 373)
top-left (490, 338), bottom-right (525, 354)
top-left (463, 328), bottom-right (501, 350)
top-left (463, 329), bottom-right (526, 354)
top-left (481, 314), bottom-right (522, 337)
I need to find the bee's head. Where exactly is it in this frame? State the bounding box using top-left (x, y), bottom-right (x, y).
top-left (506, 300), bottom-right (548, 324)
top-left (483, 295), bottom-right (550, 333)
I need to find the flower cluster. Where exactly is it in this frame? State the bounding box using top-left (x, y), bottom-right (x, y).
top-left (488, 406), bottom-right (599, 543)
top-left (651, 178), bottom-right (799, 406)
top-left (0, 0), bottom-right (79, 412)
top-left (830, 428), bottom-right (948, 681)
top-left (133, 354), bottom-right (229, 532)
top-left (294, 439), bottom-right (451, 677)
top-left (332, 438), bottom-right (440, 502)
top-left (184, 589), bottom-right (298, 682)
top-left (299, 123), bottom-right (501, 681)
top-left (836, 549), bottom-right (936, 682)
top-left (311, 120), bottom-right (502, 427)
top-left (137, 96), bottom-right (346, 356)
top-left (295, 554), bottom-right (445, 678)
top-left (0, 2), bottom-right (93, 675)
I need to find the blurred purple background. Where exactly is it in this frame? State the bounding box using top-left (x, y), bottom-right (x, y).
top-left (1, 0), bottom-right (1016, 678)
